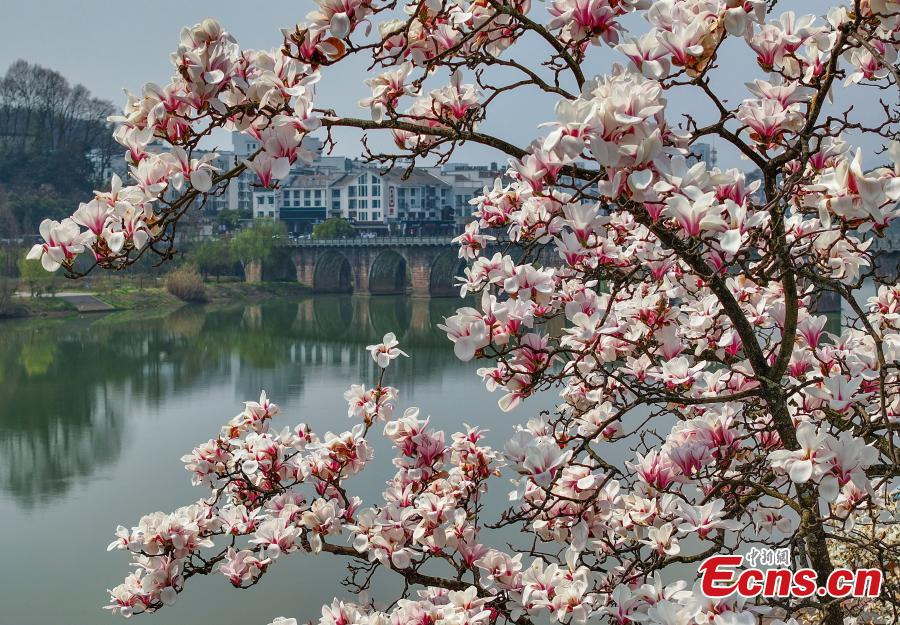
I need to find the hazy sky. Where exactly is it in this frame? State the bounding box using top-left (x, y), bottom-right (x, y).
top-left (0, 1), bottom-right (889, 170)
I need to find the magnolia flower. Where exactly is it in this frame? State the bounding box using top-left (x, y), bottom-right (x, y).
top-left (249, 517), bottom-right (299, 559)
top-left (806, 375), bottom-right (866, 413)
top-left (652, 357), bottom-right (708, 389)
top-left (438, 311), bottom-right (489, 361)
top-left (645, 599), bottom-right (700, 625)
top-left (617, 32), bottom-right (671, 78)
top-left (548, 0), bottom-right (624, 46)
top-left (643, 522), bottom-right (680, 556)
top-left (244, 152), bottom-right (290, 188)
top-left (768, 421), bottom-right (834, 483)
top-left (676, 500), bottom-right (741, 539)
top-left (514, 435), bottom-right (572, 487)
top-left (819, 431), bottom-right (878, 502)
top-left (359, 63), bottom-right (416, 122)
top-left (431, 70), bottom-right (481, 124)
top-left (27, 218), bottom-right (87, 271)
top-left (366, 332), bottom-right (408, 368)
top-left (664, 193), bottom-right (725, 238)
top-left (165, 147), bottom-right (219, 192)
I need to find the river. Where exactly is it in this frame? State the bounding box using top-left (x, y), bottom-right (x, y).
top-left (0, 295), bottom-right (560, 625)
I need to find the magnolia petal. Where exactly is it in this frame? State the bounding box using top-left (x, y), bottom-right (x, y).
top-left (720, 229), bottom-right (742, 254)
top-left (788, 459), bottom-right (813, 483)
top-left (190, 169), bottom-right (213, 192)
top-left (41, 253), bottom-right (61, 272)
top-left (330, 13), bottom-right (351, 39)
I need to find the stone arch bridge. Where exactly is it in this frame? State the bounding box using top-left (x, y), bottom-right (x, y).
top-left (247, 237), bottom-right (468, 297)
top-left (245, 238), bottom-right (900, 298)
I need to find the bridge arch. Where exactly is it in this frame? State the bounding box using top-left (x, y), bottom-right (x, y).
top-left (313, 251), bottom-right (353, 293)
top-left (429, 249), bottom-right (466, 297)
top-left (263, 248), bottom-right (298, 282)
top-left (369, 250), bottom-right (410, 295)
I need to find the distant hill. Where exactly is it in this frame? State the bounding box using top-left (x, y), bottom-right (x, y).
top-left (0, 60), bottom-right (116, 235)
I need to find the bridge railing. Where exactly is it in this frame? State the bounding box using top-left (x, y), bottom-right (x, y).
top-left (286, 236), bottom-right (455, 247)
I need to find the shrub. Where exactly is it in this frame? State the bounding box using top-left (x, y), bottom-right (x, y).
top-left (0, 278), bottom-right (22, 317)
top-left (164, 265), bottom-right (206, 302)
top-left (17, 254), bottom-right (56, 297)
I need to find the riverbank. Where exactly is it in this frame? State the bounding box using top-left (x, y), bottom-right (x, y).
top-left (2, 281), bottom-right (311, 319)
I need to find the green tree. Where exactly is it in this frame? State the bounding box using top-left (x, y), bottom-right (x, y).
top-left (231, 219), bottom-right (287, 268)
top-left (17, 253), bottom-right (54, 297)
top-left (214, 209), bottom-right (246, 232)
top-left (190, 238), bottom-right (237, 281)
top-left (312, 218), bottom-right (355, 240)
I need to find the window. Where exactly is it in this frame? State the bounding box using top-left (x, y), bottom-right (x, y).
top-left (304, 190), bottom-right (311, 199)
top-left (268, 211), bottom-right (274, 217)
top-left (332, 189), bottom-right (341, 198)
top-left (372, 212), bottom-right (381, 221)
top-left (359, 212), bottom-right (368, 221)
top-left (410, 188), bottom-right (418, 196)
top-left (371, 183), bottom-right (381, 196)
top-left (257, 197), bottom-right (264, 205)
top-left (268, 196), bottom-right (274, 205)
top-left (357, 173), bottom-right (367, 184)
top-left (349, 199), bottom-right (357, 209)
top-left (293, 190), bottom-right (301, 199)
top-left (348, 186), bottom-right (356, 198)
top-left (372, 199), bottom-right (381, 209)
top-left (314, 190), bottom-right (322, 200)
top-left (359, 199), bottom-right (368, 209)
top-left (332, 201), bottom-right (340, 211)
top-left (282, 190), bottom-right (290, 201)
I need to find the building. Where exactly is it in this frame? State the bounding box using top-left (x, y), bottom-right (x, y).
top-left (871, 209), bottom-right (900, 254)
top-left (690, 142), bottom-right (718, 169)
top-left (378, 168), bottom-right (453, 233)
top-left (252, 162), bottom-right (454, 235)
top-left (232, 133), bottom-right (327, 214)
top-left (426, 162), bottom-right (508, 224)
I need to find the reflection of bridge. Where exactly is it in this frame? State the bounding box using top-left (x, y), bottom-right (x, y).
top-left (292, 295), bottom-right (460, 346)
top-left (246, 237), bottom-right (466, 296)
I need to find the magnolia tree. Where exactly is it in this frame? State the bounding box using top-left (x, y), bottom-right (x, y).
top-left (26, 1), bottom-right (900, 624)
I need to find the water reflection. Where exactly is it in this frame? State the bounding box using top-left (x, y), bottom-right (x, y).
top-left (0, 296), bottom-right (464, 507)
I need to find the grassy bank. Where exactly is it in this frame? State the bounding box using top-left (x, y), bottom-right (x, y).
top-left (16, 296), bottom-right (78, 316)
top-left (3, 281), bottom-right (310, 319)
top-left (102, 281), bottom-right (310, 308)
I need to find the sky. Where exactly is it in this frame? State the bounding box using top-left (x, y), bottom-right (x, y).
top-left (0, 0), bottom-right (890, 171)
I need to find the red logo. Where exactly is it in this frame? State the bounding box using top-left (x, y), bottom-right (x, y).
top-left (698, 554), bottom-right (882, 599)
